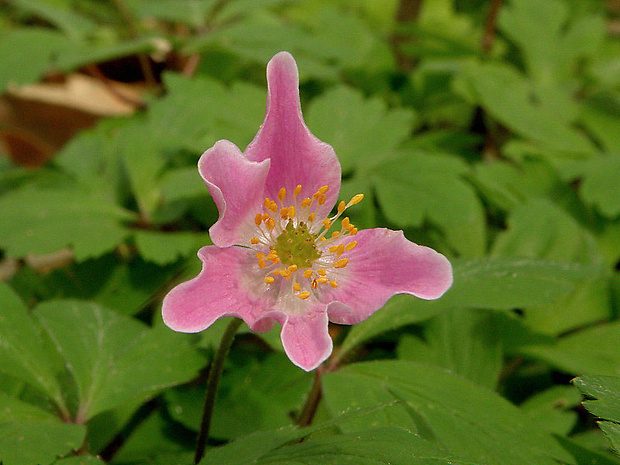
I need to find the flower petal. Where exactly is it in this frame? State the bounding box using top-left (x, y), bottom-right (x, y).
top-left (245, 51), bottom-right (341, 216)
top-left (280, 309), bottom-right (332, 371)
top-left (322, 229), bottom-right (453, 325)
top-left (198, 140), bottom-right (270, 247)
top-left (162, 245), bottom-right (277, 332)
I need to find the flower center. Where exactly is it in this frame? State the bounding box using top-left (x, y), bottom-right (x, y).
top-left (273, 221), bottom-right (321, 267)
top-left (249, 184), bottom-right (363, 300)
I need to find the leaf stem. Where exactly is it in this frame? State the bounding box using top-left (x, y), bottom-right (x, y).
top-left (296, 368), bottom-right (323, 428)
top-left (194, 317), bottom-right (243, 464)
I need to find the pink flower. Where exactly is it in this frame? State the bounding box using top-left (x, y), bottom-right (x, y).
top-left (162, 52), bottom-right (452, 371)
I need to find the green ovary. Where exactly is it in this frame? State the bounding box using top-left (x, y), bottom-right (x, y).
top-left (274, 221), bottom-right (321, 267)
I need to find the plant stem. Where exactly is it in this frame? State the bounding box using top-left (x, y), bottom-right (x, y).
top-left (481, 0), bottom-right (502, 53)
top-left (194, 318), bottom-right (243, 464)
top-left (296, 368), bottom-right (323, 428)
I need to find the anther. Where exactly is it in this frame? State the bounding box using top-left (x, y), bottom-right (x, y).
top-left (317, 269), bottom-right (327, 276)
top-left (334, 258), bottom-right (349, 268)
top-left (329, 245), bottom-right (339, 253)
top-left (288, 265), bottom-right (298, 272)
top-left (266, 218), bottom-right (276, 230)
top-left (331, 231), bottom-right (340, 237)
top-left (288, 206), bottom-right (295, 218)
top-left (336, 244), bottom-right (345, 256)
top-left (293, 283), bottom-right (301, 291)
top-left (341, 217), bottom-right (350, 229)
top-left (255, 214), bottom-right (263, 227)
top-left (294, 185), bottom-right (302, 196)
top-left (347, 194), bottom-right (364, 206)
top-left (280, 207), bottom-right (289, 219)
top-left (349, 228), bottom-right (358, 236)
top-left (301, 198), bottom-right (312, 208)
top-left (313, 186), bottom-right (329, 198)
top-left (317, 277), bottom-right (329, 284)
top-left (258, 259), bottom-right (266, 268)
top-left (337, 201), bottom-right (346, 214)
top-left (251, 237), bottom-right (260, 245)
top-left (298, 291), bottom-right (311, 300)
top-left (330, 280), bottom-right (338, 288)
top-left (303, 269), bottom-right (313, 278)
top-left (318, 194), bottom-right (326, 205)
top-left (322, 219), bottom-right (332, 229)
top-left (308, 213), bottom-right (316, 222)
top-left (345, 241), bottom-right (357, 251)
top-left (264, 276), bottom-right (275, 284)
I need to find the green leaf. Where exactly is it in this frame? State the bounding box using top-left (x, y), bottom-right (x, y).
top-left (580, 154), bottom-right (620, 218)
top-left (338, 257), bottom-right (589, 362)
top-left (372, 150), bottom-right (486, 256)
top-left (575, 375), bottom-right (620, 455)
top-left (306, 86), bottom-right (415, 173)
top-left (0, 283), bottom-right (65, 409)
top-left (520, 385), bottom-right (581, 435)
top-left (323, 360), bottom-right (574, 465)
top-left (0, 393), bottom-right (85, 465)
top-left (0, 28), bottom-right (72, 91)
top-left (491, 199), bottom-right (610, 335)
top-left (463, 62), bottom-right (595, 155)
top-left (10, 0), bottom-right (96, 39)
top-left (522, 322), bottom-right (620, 376)
top-left (125, 0), bottom-right (215, 29)
top-left (134, 231), bottom-right (205, 265)
top-left (555, 436), bottom-right (620, 465)
top-left (0, 186), bottom-right (133, 261)
top-left (33, 300), bottom-right (204, 421)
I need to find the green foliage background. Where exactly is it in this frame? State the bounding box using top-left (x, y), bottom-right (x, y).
top-left (1, 0), bottom-right (620, 463)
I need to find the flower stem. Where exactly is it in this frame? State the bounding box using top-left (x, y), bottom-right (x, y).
top-left (194, 317), bottom-right (243, 464)
top-left (296, 369), bottom-right (323, 428)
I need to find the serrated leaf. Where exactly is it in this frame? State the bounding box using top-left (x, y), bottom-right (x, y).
top-left (575, 375), bottom-right (620, 455)
top-left (0, 186), bottom-right (133, 261)
top-left (33, 300), bottom-right (204, 421)
top-left (372, 150), bottom-right (486, 256)
top-left (323, 360), bottom-right (573, 465)
top-left (306, 86), bottom-right (415, 172)
top-left (0, 393), bottom-right (85, 465)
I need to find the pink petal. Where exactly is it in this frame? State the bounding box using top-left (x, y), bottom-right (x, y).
top-left (322, 229), bottom-right (453, 325)
top-left (280, 309), bottom-right (332, 371)
top-left (162, 245), bottom-right (277, 333)
top-left (245, 51), bottom-right (341, 217)
top-left (198, 140), bottom-right (270, 247)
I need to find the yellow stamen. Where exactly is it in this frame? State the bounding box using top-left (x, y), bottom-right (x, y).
top-left (288, 206), bottom-right (295, 218)
top-left (336, 244), bottom-right (345, 256)
top-left (255, 214), bottom-right (263, 227)
top-left (317, 269), bottom-right (327, 276)
top-left (329, 245), bottom-right (339, 253)
top-left (330, 280), bottom-right (338, 288)
top-left (341, 217), bottom-right (350, 229)
top-left (303, 269), bottom-right (313, 278)
top-left (313, 186), bottom-right (329, 198)
top-left (280, 207), bottom-right (289, 219)
top-left (337, 201), bottom-right (346, 214)
top-left (251, 237), bottom-right (260, 245)
top-left (288, 265), bottom-right (298, 272)
top-left (318, 194), bottom-right (326, 205)
top-left (322, 218), bottom-right (332, 229)
top-left (280, 269), bottom-right (291, 279)
top-left (349, 228), bottom-right (358, 236)
top-left (278, 188), bottom-right (287, 202)
top-left (264, 276), bottom-right (275, 284)
top-left (334, 258), bottom-right (349, 268)
top-left (269, 201), bottom-right (278, 213)
top-left (345, 241), bottom-right (357, 251)
top-left (294, 184), bottom-right (302, 196)
top-left (311, 280), bottom-right (318, 289)
top-left (293, 283), bottom-right (301, 291)
top-left (258, 259), bottom-right (266, 268)
top-left (298, 291), bottom-right (311, 300)
top-left (308, 213), bottom-right (316, 222)
top-left (331, 231), bottom-right (340, 237)
top-left (256, 252), bottom-right (265, 259)
top-left (301, 198), bottom-right (312, 208)
top-left (317, 277), bottom-right (329, 284)
top-left (347, 194), bottom-right (364, 206)
top-left (266, 218), bottom-right (276, 230)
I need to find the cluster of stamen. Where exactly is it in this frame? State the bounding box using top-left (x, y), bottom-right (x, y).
top-left (250, 184), bottom-right (363, 300)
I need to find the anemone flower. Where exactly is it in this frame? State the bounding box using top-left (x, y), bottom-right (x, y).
top-left (162, 52), bottom-right (452, 371)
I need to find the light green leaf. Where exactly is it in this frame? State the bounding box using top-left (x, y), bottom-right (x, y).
top-left (10, 0), bottom-right (96, 39)
top-left (125, 0), bottom-right (215, 29)
top-left (580, 154), bottom-right (620, 218)
top-left (372, 150), bottom-right (486, 257)
top-left (0, 393), bottom-right (85, 465)
top-left (0, 283), bottom-right (65, 408)
top-left (464, 62), bottom-right (595, 155)
top-left (0, 28), bottom-right (72, 91)
top-left (307, 86), bottom-right (415, 173)
top-left (134, 230), bottom-right (205, 265)
top-left (0, 186), bottom-right (133, 261)
top-left (575, 375), bottom-right (620, 455)
top-left (33, 300), bottom-right (204, 421)
top-left (522, 322), bottom-right (620, 376)
top-left (520, 385), bottom-right (581, 435)
top-left (322, 360), bottom-right (574, 465)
